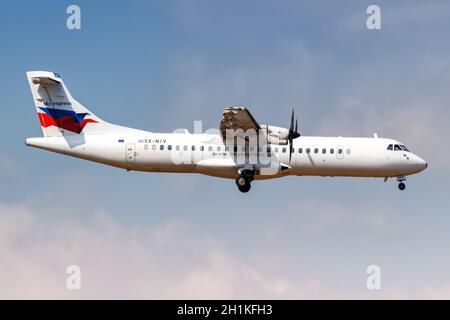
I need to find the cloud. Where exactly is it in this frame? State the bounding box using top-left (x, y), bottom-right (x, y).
top-left (1, 199), bottom-right (449, 299)
top-left (0, 202), bottom-right (296, 299)
top-left (258, 198), bottom-right (405, 240)
top-left (416, 285), bottom-right (450, 299)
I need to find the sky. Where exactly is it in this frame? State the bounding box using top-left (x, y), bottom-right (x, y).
top-left (0, 0), bottom-right (450, 299)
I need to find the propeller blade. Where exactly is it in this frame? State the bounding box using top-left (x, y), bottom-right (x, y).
top-left (288, 109), bottom-right (300, 162)
top-left (290, 109), bottom-right (294, 133)
top-left (289, 138), bottom-right (293, 162)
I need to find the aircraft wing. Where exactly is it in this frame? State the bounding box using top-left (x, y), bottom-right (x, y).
top-left (219, 107), bottom-right (261, 139)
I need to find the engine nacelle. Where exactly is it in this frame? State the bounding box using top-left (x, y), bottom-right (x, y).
top-left (260, 124), bottom-right (289, 145)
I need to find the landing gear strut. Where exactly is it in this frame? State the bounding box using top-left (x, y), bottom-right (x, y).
top-left (236, 169), bottom-right (254, 193)
top-left (397, 176), bottom-right (406, 191)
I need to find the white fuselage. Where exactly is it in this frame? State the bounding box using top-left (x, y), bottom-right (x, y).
top-left (25, 128), bottom-right (427, 180)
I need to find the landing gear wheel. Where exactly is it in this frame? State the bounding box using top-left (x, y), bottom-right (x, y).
top-left (236, 176), bottom-right (247, 188)
top-left (238, 183), bottom-right (251, 193)
top-left (398, 182), bottom-right (406, 191)
top-left (235, 176), bottom-right (251, 193)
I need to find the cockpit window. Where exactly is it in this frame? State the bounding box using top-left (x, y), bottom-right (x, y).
top-left (388, 144), bottom-right (410, 151)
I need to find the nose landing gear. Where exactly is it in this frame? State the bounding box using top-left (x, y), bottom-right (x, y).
top-left (397, 176), bottom-right (406, 191)
top-left (235, 169), bottom-right (255, 193)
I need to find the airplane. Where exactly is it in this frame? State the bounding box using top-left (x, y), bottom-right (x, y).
top-left (25, 71), bottom-right (427, 193)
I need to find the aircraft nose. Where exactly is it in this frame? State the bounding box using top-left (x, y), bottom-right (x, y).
top-left (416, 156), bottom-right (427, 171)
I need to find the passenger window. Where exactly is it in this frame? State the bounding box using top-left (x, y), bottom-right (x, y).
top-left (387, 144), bottom-right (393, 151)
top-left (314, 148), bottom-right (318, 154)
top-left (225, 146), bottom-right (229, 151)
top-left (144, 144), bottom-right (149, 150)
top-left (208, 146), bottom-right (213, 152)
top-left (282, 147), bottom-right (286, 153)
top-left (338, 149), bottom-right (343, 154)
top-left (306, 148), bottom-right (311, 154)
top-left (152, 144), bottom-right (157, 150)
top-left (200, 146), bottom-right (204, 151)
top-left (191, 145), bottom-right (195, 151)
top-left (266, 146), bottom-right (272, 155)
top-left (330, 149), bottom-right (334, 154)
top-left (176, 145), bottom-right (180, 151)
top-left (160, 145), bottom-right (164, 151)
top-left (394, 144), bottom-right (401, 151)
top-left (346, 149), bottom-right (351, 155)
top-left (168, 145), bottom-right (172, 151)
top-left (183, 145), bottom-right (188, 151)
top-left (322, 148), bottom-right (326, 154)
top-left (217, 146), bottom-right (221, 151)
top-left (298, 148), bottom-right (303, 153)
top-left (274, 147), bottom-right (279, 153)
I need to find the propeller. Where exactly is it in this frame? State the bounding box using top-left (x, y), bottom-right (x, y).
top-left (288, 109), bottom-right (301, 162)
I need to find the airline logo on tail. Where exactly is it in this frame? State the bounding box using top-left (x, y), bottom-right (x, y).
top-left (38, 107), bottom-right (97, 134)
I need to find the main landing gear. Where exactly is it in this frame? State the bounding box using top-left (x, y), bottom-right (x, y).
top-left (235, 169), bottom-right (254, 193)
top-left (397, 176), bottom-right (406, 191)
